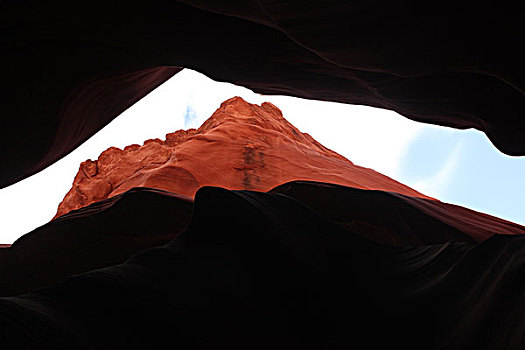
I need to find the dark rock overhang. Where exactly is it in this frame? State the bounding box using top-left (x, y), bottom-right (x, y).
top-left (2, 1), bottom-right (523, 188)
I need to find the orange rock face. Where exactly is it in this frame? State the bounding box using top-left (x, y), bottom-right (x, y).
top-left (55, 97), bottom-right (433, 218)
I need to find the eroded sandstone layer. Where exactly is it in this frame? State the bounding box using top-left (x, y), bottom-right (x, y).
top-left (55, 96), bottom-right (432, 218)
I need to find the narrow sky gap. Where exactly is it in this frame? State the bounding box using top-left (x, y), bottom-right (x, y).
top-left (0, 69), bottom-right (523, 243)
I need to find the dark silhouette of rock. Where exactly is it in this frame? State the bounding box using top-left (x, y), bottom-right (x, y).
top-left (0, 186), bottom-right (524, 349)
top-left (271, 181), bottom-right (525, 245)
top-left (3, 179), bottom-right (524, 298)
top-left (0, 188), bottom-right (192, 296)
top-left (55, 97), bottom-right (432, 218)
top-left (2, 1), bottom-right (525, 188)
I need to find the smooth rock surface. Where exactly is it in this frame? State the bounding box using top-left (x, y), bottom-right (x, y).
top-left (1, 185), bottom-right (524, 349)
top-left (0, 188), bottom-right (193, 296)
top-left (271, 181), bottom-right (525, 245)
top-left (3, 180), bottom-right (524, 297)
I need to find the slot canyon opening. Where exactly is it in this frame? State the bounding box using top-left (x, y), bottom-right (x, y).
top-left (2, 4), bottom-right (525, 348)
top-left (0, 69), bottom-right (523, 245)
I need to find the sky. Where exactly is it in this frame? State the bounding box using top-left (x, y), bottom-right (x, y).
top-left (0, 69), bottom-right (524, 243)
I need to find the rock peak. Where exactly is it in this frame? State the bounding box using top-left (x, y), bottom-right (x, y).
top-left (54, 97), bottom-right (432, 218)
top-left (211, 96), bottom-right (283, 124)
top-left (219, 96), bottom-right (283, 118)
top-left (220, 95), bottom-right (251, 107)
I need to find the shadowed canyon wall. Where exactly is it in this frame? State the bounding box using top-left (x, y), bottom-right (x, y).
top-left (2, 1), bottom-right (524, 188)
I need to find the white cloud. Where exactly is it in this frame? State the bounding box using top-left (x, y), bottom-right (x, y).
top-left (266, 96), bottom-right (424, 179)
top-left (412, 142), bottom-right (464, 199)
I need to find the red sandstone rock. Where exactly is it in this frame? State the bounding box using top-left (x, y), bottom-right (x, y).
top-left (55, 97), bottom-right (433, 218)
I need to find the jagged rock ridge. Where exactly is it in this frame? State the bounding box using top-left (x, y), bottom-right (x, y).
top-left (56, 96), bottom-right (432, 218)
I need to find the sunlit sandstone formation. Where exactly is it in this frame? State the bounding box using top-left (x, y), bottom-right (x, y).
top-left (55, 97), bottom-right (431, 218)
